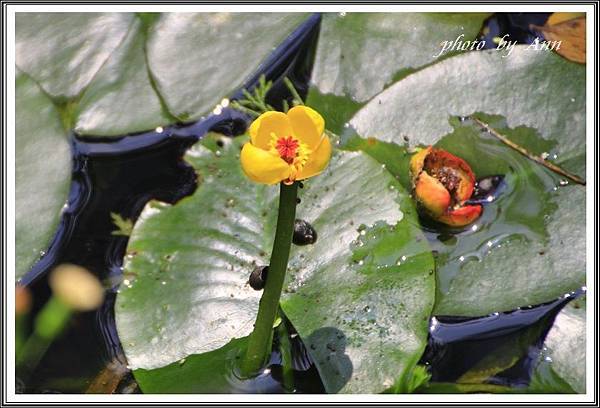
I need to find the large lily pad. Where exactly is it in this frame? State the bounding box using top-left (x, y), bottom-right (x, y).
top-left (15, 12), bottom-right (134, 99)
top-left (115, 134), bottom-right (434, 393)
top-left (345, 48), bottom-right (585, 316)
top-left (350, 46), bottom-right (585, 176)
top-left (146, 13), bottom-right (309, 122)
top-left (530, 297), bottom-right (586, 393)
top-left (17, 12), bottom-right (310, 137)
top-left (15, 71), bottom-right (71, 278)
top-left (311, 12), bottom-right (489, 103)
top-left (307, 12), bottom-right (489, 133)
top-left (74, 18), bottom-right (172, 136)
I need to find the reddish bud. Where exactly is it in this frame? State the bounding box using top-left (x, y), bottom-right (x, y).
top-left (410, 146), bottom-right (482, 227)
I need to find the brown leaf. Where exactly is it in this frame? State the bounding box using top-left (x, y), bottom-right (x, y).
top-left (532, 16), bottom-right (586, 64)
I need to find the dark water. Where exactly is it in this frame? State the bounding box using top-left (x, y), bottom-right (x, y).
top-left (17, 12), bottom-right (578, 394)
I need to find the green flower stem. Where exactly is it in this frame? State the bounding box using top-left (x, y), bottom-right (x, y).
top-left (241, 182), bottom-right (298, 376)
top-left (16, 296), bottom-right (72, 378)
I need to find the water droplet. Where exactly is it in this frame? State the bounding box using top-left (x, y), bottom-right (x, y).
top-left (220, 98), bottom-right (230, 108)
top-left (430, 317), bottom-right (439, 331)
top-left (161, 281), bottom-right (167, 285)
top-left (570, 97), bottom-right (575, 102)
top-left (155, 126), bottom-right (164, 133)
top-left (359, 230), bottom-right (366, 236)
top-left (559, 179), bottom-right (569, 186)
top-left (213, 105), bottom-right (223, 115)
top-left (215, 150), bottom-right (222, 157)
top-left (471, 224), bottom-right (478, 232)
top-left (123, 279), bottom-right (130, 286)
top-left (338, 11), bottom-right (346, 17)
top-left (541, 152), bottom-right (550, 159)
top-left (358, 260), bottom-right (364, 266)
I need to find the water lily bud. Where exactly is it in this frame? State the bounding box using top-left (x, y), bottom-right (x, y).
top-left (410, 146), bottom-right (482, 227)
top-left (49, 264), bottom-right (105, 311)
top-left (15, 285), bottom-right (32, 316)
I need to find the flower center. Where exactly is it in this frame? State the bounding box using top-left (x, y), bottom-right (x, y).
top-left (275, 136), bottom-right (300, 164)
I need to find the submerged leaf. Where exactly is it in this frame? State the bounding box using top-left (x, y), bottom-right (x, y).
top-left (110, 212), bottom-right (134, 237)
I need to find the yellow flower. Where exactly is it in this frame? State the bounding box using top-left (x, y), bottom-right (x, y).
top-left (240, 106), bottom-right (331, 185)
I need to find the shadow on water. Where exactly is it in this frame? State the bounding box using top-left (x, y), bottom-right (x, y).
top-left (421, 289), bottom-right (584, 388)
top-left (18, 13), bottom-right (324, 393)
top-left (304, 327), bottom-right (353, 393)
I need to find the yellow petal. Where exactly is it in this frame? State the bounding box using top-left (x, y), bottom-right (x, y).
top-left (240, 142), bottom-right (291, 185)
top-left (287, 105), bottom-right (325, 149)
top-left (249, 111), bottom-right (293, 150)
top-left (296, 134), bottom-right (332, 180)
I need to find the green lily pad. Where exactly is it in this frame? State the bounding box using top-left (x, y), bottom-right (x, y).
top-left (15, 12), bottom-right (134, 99)
top-left (16, 71), bottom-right (71, 278)
top-left (145, 13), bottom-right (308, 122)
top-left (311, 12), bottom-right (489, 103)
top-left (345, 48), bottom-right (585, 316)
top-left (17, 12), bottom-right (309, 137)
top-left (530, 297), bottom-right (586, 393)
top-left (74, 17), bottom-right (172, 136)
top-left (350, 46), bottom-right (585, 176)
top-left (116, 134), bottom-right (434, 393)
top-left (307, 12), bottom-right (489, 133)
